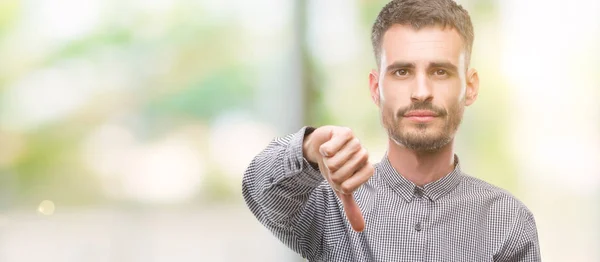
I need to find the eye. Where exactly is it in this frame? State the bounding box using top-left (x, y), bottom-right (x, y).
top-left (394, 69), bottom-right (409, 77)
top-left (433, 69), bottom-right (447, 76)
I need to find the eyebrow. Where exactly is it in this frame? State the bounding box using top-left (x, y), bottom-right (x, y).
top-left (386, 61), bottom-right (458, 72)
top-left (430, 62), bottom-right (458, 72)
top-left (386, 62), bottom-right (415, 72)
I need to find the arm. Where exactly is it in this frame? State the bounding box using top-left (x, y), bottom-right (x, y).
top-left (495, 208), bottom-right (541, 262)
top-left (242, 127), bottom-right (336, 260)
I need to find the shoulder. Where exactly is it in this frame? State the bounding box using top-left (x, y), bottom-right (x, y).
top-left (458, 176), bottom-right (540, 257)
top-left (457, 175), bottom-right (535, 219)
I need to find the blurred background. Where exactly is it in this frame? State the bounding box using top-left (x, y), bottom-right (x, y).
top-left (0, 0), bottom-right (598, 261)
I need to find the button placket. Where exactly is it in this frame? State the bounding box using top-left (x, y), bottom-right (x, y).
top-left (414, 187), bottom-right (426, 232)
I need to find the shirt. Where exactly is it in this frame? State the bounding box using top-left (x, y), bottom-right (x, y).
top-left (242, 127), bottom-right (541, 262)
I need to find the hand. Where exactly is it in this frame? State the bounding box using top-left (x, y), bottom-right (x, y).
top-left (303, 126), bottom-right (374, 232)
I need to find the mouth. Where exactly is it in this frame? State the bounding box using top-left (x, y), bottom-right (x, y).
top-left (403, 110), bottom-right (438, 122)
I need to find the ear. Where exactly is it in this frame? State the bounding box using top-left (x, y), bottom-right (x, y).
top-left (465, 68), bottom-right (479, 106)
top-left (369, 69), bottom-right (381, 107)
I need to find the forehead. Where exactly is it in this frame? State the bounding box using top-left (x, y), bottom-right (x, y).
top-left (381, 24), bottom-right (465, 65)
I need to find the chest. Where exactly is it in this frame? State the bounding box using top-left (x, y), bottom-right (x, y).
top-left (326, 191), bottom-right (501, 262)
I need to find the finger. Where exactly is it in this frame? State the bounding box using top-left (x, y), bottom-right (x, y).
top-left (336, 192), bottom-right (365, 232)
top-left (319, 128), bottom-right (353, 157)
top-left (329, 148), bottom-right (369, 188)
top-left (323, 138), bottom-right (361, 173)
top-left (316, 152), bottom-right (333, 183)
top-left (339, 163), bottom-right (374, 194)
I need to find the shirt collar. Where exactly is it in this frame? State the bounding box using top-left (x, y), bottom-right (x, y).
top-left (378, 153), bottom-right (463, 202)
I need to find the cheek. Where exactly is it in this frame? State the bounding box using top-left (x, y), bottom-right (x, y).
top-left (380, 91), bottom-right (407, 113)
top-left (433, 81), bottom-right (464, 104)
top-left (379, 80), bottom-right (411, 103)
top-left (446, 96), bottom-right (465, 118)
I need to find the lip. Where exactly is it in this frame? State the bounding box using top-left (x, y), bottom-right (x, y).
top-left (404, 110), bottom-right (438, 122)
top-left (404, 110), bottom-right (438, 117)
top-left (405, 116), bottom-right (435, 122)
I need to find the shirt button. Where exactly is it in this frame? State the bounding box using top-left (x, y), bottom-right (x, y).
top-left (414, 188), bottom-right (424, 198)
top-left (415, 222), bottom-right (422, 232)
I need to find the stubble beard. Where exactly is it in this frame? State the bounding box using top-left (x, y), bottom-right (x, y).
top-left (382, 101), bottom-right (464, 152)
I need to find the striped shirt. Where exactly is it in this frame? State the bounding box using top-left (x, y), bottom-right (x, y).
top-left (242, 127), bottom-right (541, 261)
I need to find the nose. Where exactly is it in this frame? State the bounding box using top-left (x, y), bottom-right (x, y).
top-left (411, 73), bottom-right (433, 102)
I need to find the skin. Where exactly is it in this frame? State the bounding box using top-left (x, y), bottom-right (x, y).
top-left (303, 24), bottom-right (480, 232)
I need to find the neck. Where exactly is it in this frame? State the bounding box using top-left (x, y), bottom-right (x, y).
top-left (387, 138), bottom-right (456, 187)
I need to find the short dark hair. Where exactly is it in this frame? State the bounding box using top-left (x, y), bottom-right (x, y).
top-left (371, 0), bottom-right (474, 68)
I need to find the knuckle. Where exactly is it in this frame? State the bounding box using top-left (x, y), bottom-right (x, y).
top-left (340, 127), bottom-right (353, 139)
top-left (330, 174), bottom-right (343, 185)
top-left (361, 147), bottom-right (369, 156)
top-left (358, 149), bottom-right (369, 162)
top-left (350, 138), bottom-right (361, 151)
top-left (340, 183), bottom-right (353, 194)
top-left (319, 145), bottom-right (332, 156)
top-left (326, 161), bottom-right (340, 172)
top-left (343, 126), bottom-right (353, 134)
top-left (365, 164), bottom-right (375, 174)
top-left (360, 149), bottom-right (368, 158)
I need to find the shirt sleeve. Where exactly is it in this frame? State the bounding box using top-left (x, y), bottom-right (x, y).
top-left (495, 208), bottom-right (542, 262)
top-left (242, 126), bottom-right (341, 261)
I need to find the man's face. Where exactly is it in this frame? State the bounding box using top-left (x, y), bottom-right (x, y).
top-left (369, 24), bottom-right (479, 152)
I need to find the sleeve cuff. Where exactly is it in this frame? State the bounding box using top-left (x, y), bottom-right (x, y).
top-left (282, 126), bottom-right (324, 187)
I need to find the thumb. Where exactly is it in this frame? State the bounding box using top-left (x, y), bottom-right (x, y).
top-left (336, 192), bottom-right (365, 232)
top-left (316, 155), bottom-right (366, 232)
top-left (309, 126), bottom-right (334, 149)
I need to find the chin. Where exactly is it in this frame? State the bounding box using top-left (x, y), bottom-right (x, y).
top-left (403, 122), bottom-right (437, 131)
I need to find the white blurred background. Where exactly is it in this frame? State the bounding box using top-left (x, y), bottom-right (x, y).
top-left (0, 0), bottom-right (598, 261)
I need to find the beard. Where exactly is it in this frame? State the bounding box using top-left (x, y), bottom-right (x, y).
top-left (382, 100), bottom-right (464, 152)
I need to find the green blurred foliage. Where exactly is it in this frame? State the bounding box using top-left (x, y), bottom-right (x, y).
top-left (146, 66), bottom-right (254, 122)
top-left (12, 122), bottom-right (103, 206)
top-left (0, 2), bottom-right (255, 207)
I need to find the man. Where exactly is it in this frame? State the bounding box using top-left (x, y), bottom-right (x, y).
top-left (242, 0), bottom-right (541, 261)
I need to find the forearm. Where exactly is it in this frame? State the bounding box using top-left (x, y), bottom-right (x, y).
top-left (242, 127), bottom-right (327, 255)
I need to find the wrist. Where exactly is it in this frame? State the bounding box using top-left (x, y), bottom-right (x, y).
top-left (302, 127), bottom-right (318, 165)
